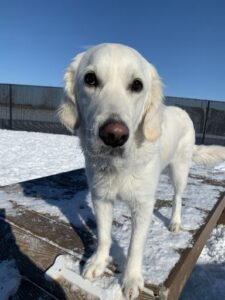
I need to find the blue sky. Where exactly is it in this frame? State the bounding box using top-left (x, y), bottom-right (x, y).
top-left (0, 0), bottom-right (225, 101)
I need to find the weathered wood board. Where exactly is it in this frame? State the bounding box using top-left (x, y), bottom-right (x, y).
top-left (0, 167), bottom-right (224, 300)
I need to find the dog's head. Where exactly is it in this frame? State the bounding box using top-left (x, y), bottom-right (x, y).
top-left (59, 44), bottom-right (163, 157)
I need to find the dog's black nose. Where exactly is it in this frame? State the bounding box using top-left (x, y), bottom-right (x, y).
top-left (99, 121), bottom-right (129, 147)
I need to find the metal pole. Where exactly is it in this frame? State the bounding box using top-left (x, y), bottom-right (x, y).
top-left (202, 100), bottom-right (210, 145)
top-left (9, 84), bottom-right (13, 129)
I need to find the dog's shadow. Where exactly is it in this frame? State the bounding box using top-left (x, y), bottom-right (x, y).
top-left (21, 168), bottom-right (126, 274)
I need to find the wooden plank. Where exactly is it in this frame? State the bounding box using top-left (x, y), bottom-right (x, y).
top-left (217, 208), bottom-right (225, 225)
top-left (157, 194), bottom-right (225, 300)
top-left (1, 168), bottom-right (224, 300)
top-left (139, 291), bottom-right (156, 300)
top-left (0, 216), bottom-right (90, 300)
top-left (11, 278), bottom-right (58, 300)
top-left (12, 277), bottom-right (92, 300)
top-left (5, 209), bottom-right (85, 255)
top-left (0, 216), bottom-right (66, 299)
top-left (1, 209), bottom-right (154, 300)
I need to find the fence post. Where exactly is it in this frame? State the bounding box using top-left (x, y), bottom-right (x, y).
top-left (201, 100), bottom-right (210, 144)
top-left (9, 84), bottom-right (13, 130)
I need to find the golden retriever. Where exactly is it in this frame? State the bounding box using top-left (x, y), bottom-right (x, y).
top-left (59, 43), bottom-right (225, 299)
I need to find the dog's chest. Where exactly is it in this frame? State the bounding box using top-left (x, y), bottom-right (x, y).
top-left (93, 168), bottom-right (147, 203)
top-left (112, 172), bottom-right (135, 200)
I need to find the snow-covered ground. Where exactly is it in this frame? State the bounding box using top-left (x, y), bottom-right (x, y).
top-left (0, 130), bottom-right (84, 186)
top-left (0, 129), bottom-right (224, 299)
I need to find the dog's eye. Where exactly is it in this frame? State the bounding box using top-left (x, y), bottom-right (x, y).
top-left (130, 79), bottom-right (143, 93)
top-left (84, 72), bottom-right (98, 87)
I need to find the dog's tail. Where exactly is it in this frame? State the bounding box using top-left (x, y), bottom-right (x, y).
top-left (193, 145), bottom-right (225, 166)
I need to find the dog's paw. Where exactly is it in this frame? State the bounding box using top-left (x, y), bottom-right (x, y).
top-left (169, 221), bottom-right (181, 233)
top-left (122, 274), bottom-right (144, 300)
top-left (82, 254), bottom-right (109, 279)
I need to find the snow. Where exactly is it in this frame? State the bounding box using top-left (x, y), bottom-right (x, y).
top-left (0, 129), bottom-right (224, 299)
top-left (0, 130), bottom-right (84, 186)
top-left (181, 225), bottom-right (225, 300)
top-left (45, 255), bottom-right (124, 300)
top-left (214, 161), bottom-right (225, 172)
top-left (198, 225), bottom-right (225, 264)
top-left (0, 260), bottom-right (21, 300)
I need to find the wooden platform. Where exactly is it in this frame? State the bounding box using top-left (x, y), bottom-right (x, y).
top-left (0, 167), bottom-right (224, 300)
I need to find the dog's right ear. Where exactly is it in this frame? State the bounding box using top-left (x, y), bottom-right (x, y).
top-left (58, 52), bottom-right (84, 133)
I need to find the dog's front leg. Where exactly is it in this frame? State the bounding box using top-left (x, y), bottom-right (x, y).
top-left (122, 200), bottom-right (154, 300)
top-left (83, 198), bottom-right (113, 278)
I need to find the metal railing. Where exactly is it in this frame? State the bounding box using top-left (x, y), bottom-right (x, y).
top-left (0, 84), bottom-right (224, 145)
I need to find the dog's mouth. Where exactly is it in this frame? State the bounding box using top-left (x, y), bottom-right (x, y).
top-left (84, 140), bottom-right (126, 159)
top-left (99, 145), bottom-right (125, 157)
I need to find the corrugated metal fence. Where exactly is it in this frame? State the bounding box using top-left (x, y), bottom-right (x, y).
top-left (0, 84), bottom-right (66, 134)
top-left (165, 96), bottom-right (225, 145)
top-left (0, 84), bottom-right (224, 145)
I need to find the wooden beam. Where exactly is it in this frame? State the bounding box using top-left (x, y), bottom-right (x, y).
top-left (1, 167), bottom-right (224, 300)
top-left (217, 208), bottom-right (225, 225)
top-left (156, 194), bottom-right (225, 300)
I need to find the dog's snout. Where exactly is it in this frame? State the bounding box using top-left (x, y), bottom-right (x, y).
top-left (99, 121), bottom-right (129, 147)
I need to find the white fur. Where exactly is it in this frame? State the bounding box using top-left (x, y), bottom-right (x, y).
top-left (193, 145), bottom-right (225, 166)
top-left (59, 43), bottom-right (225, 300)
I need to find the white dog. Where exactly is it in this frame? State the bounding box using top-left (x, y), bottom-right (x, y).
top-left (59, 43), bottom-right (225, 299)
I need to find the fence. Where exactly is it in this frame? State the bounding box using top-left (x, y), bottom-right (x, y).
top-left (0, 84), bottom-right (224, 145)
top-left (165, 96), bottom-right (225, 145)
top-left (0, 84), bottom-right (67, 134)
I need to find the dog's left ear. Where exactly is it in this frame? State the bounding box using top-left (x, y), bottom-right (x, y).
top-left (143, 64), bottom-right (163, 142)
